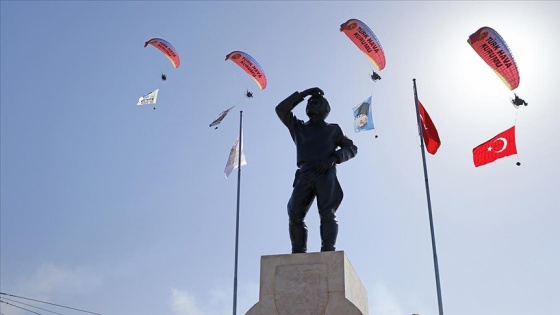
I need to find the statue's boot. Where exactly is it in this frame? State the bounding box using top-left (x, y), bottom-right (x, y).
top-left (289, 223), bottom-right (308, 254)
top-left (320, 219), bottom-right (338, 252)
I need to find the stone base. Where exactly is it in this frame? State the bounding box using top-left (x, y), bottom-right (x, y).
top-left (246, 251), bottom-right (368, 315)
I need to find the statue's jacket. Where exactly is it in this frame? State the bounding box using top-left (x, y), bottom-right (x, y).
top-left (276, 92), bottom-right (358, 173)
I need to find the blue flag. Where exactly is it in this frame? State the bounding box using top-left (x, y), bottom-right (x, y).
top-left (352, 96), bottom-right (374, 133)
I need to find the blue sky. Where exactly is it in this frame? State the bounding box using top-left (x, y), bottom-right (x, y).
top-left (1, 1), bottom-right (559, 315)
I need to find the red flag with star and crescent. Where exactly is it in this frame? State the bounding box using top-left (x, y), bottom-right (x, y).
top-left (418, 101), bottom-right (441, 155)
top-left (473, 126), bottom-right (517, 167)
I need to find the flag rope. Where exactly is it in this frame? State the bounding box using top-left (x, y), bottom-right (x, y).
top-left (370, 75), bottom-right (379, 139)
top-left (514, 108), bottom-right (521, 165)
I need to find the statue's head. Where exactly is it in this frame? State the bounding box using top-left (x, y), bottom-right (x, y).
top-left (306, 95), bottom-right (330, 120)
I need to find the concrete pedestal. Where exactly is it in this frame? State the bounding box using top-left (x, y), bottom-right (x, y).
top-left (246, 251), bottom-right (368, 315)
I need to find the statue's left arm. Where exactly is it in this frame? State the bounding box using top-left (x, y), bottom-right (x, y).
top-left (333, 127), bottom-right (358, 164)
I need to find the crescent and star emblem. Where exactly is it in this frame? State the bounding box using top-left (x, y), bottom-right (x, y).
top-left (490, 137), bottom-right (508, 153)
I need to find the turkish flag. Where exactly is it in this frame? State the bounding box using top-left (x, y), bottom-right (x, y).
top-left (418, 101), bottom-right (441, 155)
top-left (473, 126), bottom-right (517, 167)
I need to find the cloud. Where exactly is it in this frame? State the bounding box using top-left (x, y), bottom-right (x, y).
top-left (17, 264), bottom-right (101, 298)
top-left (371, 282), bottom-right (406, 315)
top-left (4, 263), bottom-right (102, 315)
top-left (170, 281), bottom-right (259, 315)
top-left (170, 289), bottom-right (204, 315)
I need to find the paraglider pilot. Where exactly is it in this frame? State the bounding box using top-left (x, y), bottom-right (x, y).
top-left (276, 87), bottom-right (358, 253)
top-left (370, 70), bottom-right (381, 82)
top-left (511, 93), bottom-right (528, 107)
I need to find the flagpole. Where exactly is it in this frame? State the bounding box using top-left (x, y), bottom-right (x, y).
top-left (232, 110), bottom-right (243, 315)
top-left (413, 79), bottom-right (444, 315)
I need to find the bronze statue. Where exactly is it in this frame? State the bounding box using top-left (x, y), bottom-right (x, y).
top-left (276, 87), bottom-right (358, 253)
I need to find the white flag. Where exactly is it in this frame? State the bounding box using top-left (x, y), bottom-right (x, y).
top-left (224, 130), bottom-right (247, 178)
top-left (209, 105), bottom-right (235, 129)
top-left (137, 89), bottom-right (159, 106)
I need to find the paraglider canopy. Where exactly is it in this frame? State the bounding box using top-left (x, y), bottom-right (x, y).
top-left (144, 38), bottom-right (181, 68)
top-left (340, 18), bottom-right (386, 71)
top-left (468, 26), bottom-right (528, 107)
top-left (225, 51), bottom-right (267, 90)
top-left (467, 26), bottom-right (519, 91)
